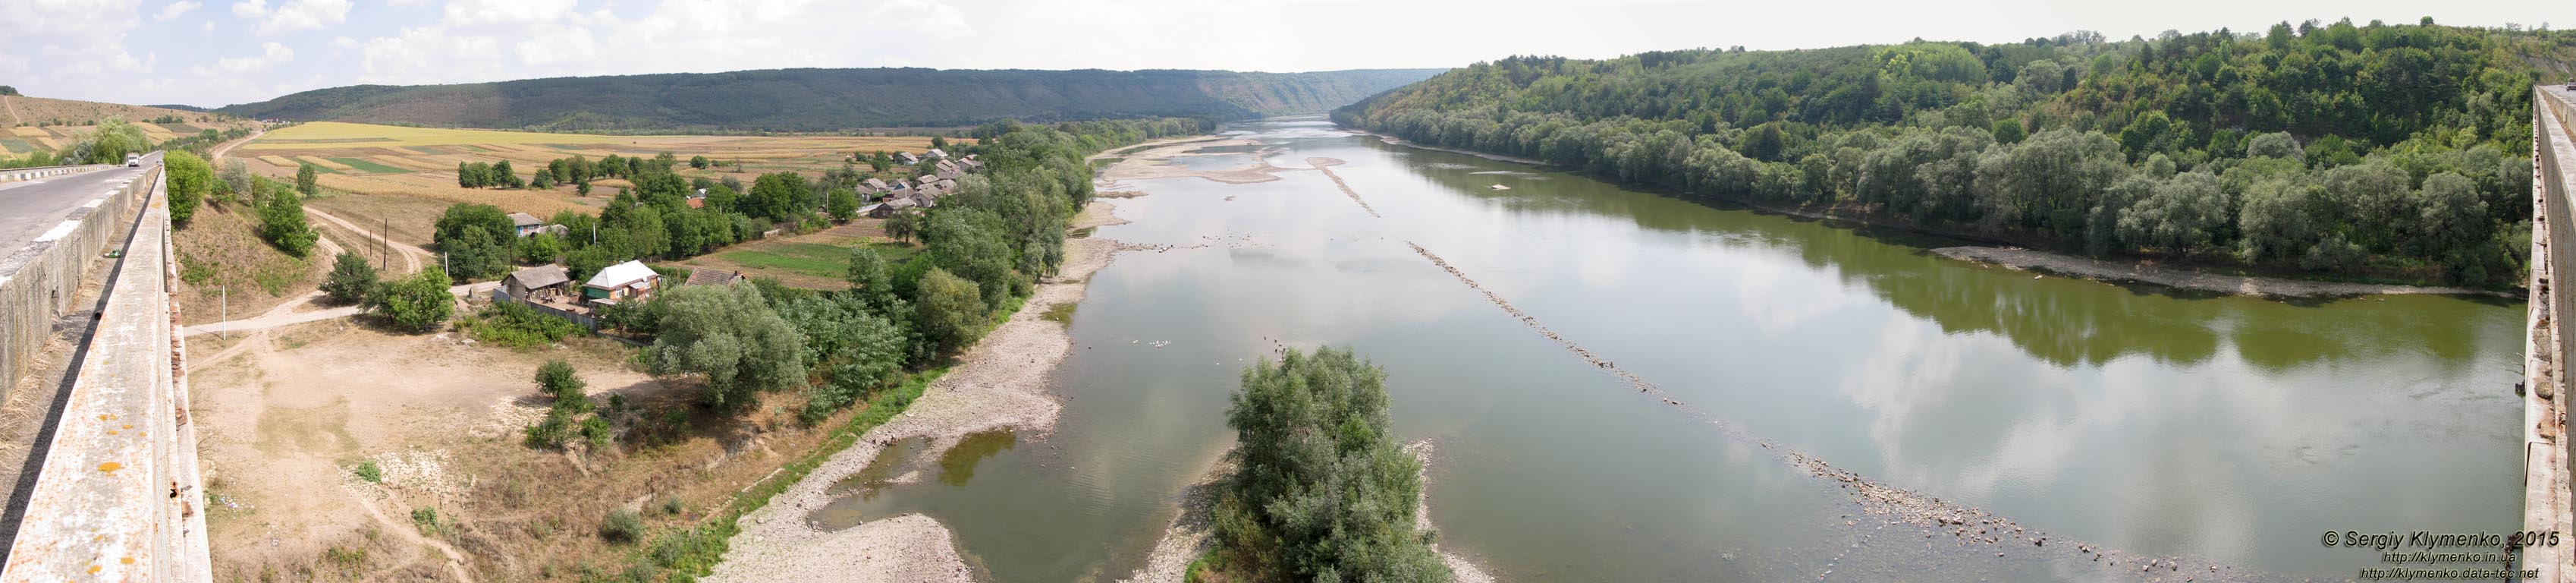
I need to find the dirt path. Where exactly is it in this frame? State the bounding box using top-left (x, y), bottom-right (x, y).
top-left (207, 127), bottom-right (263, 163)
top-left (306, 205), bottom-right (428, 275)
top-left (348, 484), bottom-right (476, 582)
top-left (2, 96), bottom-right (18, 126)
top-left (1933, 246), bottom-right (2505, 298)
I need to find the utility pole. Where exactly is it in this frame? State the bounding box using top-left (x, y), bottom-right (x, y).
top-left (382, 216), bottom-right (390, 270)
top-left (218, 285), bottom-right (226, 339)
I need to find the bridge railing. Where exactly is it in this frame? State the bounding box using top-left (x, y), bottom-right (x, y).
top-left (2525, 86), bottom-right (2576, 583)
top-left (0, 167), bottom-right (210, 581)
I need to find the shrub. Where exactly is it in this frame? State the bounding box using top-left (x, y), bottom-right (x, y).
top-left (366, 266), bottom-right (454, 333)
top-left (321, 251), bottom-right (379, 304)
top-left (600, 508), bottom-right (645, 544)
top-left (353, 460), bottom-right (382, 484)
top-left (467, 301), bottom-right (586, 348)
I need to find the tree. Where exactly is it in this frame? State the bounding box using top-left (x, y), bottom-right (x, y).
top-left (884, 210), bottom-right (922, 243)
top-left (322, 251), bottom-right (381, 304)
top-left (369, 266), bottom-right (455, 332)
top-left (690, 155), bottom-right (709, 169)
top-left (1211, 347), bottom-right (1450, 582)
top-left (492, 160), bottom-right (520, 188)
top-left (2116, 171), bottom-right (2229, 254)
top-left (536, 359), bottom-right (586, 402)
top-left (642, 284), bottom-right (806, 410)
top-left (746, 172), bottom-right (812, 222)
top-left (257, 181), bottom-right (318, 257)
top-left (913, 267), bottom-right (985, 355)
top-left (295, 163), bottom-right (319, 198)
top-left (218, 159), bottom-right (252, 203)
top-left (2245, 131), bottom-right (2302, 159)
top-left (930, 136), bottom-right (948, 150)
top-left (164, 150), bottom-right (213, 222)
top-left (826, 188), bottom-right (860, 222)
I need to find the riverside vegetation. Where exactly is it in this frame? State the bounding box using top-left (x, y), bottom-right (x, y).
top-left (1198, 347), bottom-right (1453, 582)
top-left (1336, 19), bottom-right (2576, 287)
top-left (277, 116), bottom-right (1195, 581)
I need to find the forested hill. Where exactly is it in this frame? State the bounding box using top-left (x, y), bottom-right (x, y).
top-left (1337, 20), bottom-right (2576, 288)
top-left (213, 68), bottom-right (1440, 132)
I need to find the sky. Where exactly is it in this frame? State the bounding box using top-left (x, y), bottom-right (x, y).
top-left (0, 0), bottom-right (2559, 109)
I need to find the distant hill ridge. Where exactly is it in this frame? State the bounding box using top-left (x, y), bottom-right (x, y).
top-left (214, 67), bottom-right (1444, 132)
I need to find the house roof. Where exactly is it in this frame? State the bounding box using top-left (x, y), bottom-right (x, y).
top-left (925, 148), bottom-right (947, 158)
top-left (585, 260), bottom-right (658, 288)
top-left (507, 212), bottom-right (544, 228)
top-left (862, 178), bottom-right (890, 191)
top-left (507, 265), bottom-right (570, 289)
top-left (685, 267), bottom-right (740, 286)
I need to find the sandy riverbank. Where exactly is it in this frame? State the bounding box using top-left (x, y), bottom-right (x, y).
top-left (1098, 137), bottom-right (1293, 184)
top-left (706, 206), bottom-right (1126, 583)
top-left (1121, 442), bottom-right (1496, 583)
top-left (1934, 246), bottom-right (2506, 298)
top-left (1363, 132), bottom-right (1546, 165)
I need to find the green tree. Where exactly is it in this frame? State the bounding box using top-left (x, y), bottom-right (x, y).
top-left (295, 163), bottom-right (319, 198)
top-left (826, 188), bottom-right (860, 222)
top-left (218, 159), bottom-right (251, 203)
top-left (1211, 347), bottom-right (1450, 582)
top-left (690, 155), bottom-right (710, 169)
top-left (884, 210), bottom-right (922, 243)
top-left (322, 251), bottom-right (381, 304)
top-left (746, 172), bottom-right (812, 223)
top-left (643, 284), bottom-right (806, 410)
top-left (913, 267), bottom-right (986, 355)
top-left (536, 359), bottom-right (586, 402)
top-left (257, 181), bottom-right (318, 257)
top-left (369, 266), bottom-right (455, 332)
top-left (164, 150), bottom-right (214, 222)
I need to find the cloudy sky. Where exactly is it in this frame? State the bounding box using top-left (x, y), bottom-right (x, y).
top-left (0, 0), bottom-right (2555, 109)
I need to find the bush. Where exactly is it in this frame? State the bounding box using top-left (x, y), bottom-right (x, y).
top-left (367, 266), bottom-right (455, 333)
top-left (165, 150), bottom-right (213, 222)
top-left (353, 460), bottom-right (382, 484)
top-left (914, 267), bottom-right (986, 355)
top-left (321, 251), bottom-right (379, 304)
top-left (467, 301), bottom-right (586, 348)
top-left (600, 508), bottom-right (645, 544)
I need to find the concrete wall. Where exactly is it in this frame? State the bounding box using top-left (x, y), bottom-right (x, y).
top-left (0, 168), bottom-right (148, 403)
top-left (0, 166), bottom-right (102, 184)
top-left (0, 169), bottom-right (210, 581)
top-left (2524, 87), bottom-right (2576, 582)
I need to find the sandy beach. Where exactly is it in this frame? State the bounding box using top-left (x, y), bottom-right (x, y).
top-left (705, 211), bottom-right (1124, 583)
top-left (1934, 246), bottom-right (2505, 298)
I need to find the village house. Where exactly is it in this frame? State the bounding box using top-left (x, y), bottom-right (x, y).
top-left (502, 264), bottom-right (573, 301)
top-left (870, 195), bottom-right (918, 218)
top-left (861, 178), bottom-right (891, 196)
top-left (507, 213), bottom-right (546, 238)
top-left (582, 260), bottom-right (661, 306)
top-left (924, 148), bottom-right (947, 159)
top-left (933, 159), bottom-right (963, 179)
top-left (895, 151), bottom-right (922, 165)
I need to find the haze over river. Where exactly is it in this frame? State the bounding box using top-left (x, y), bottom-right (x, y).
top-left (812, 117), bottom-right (2523, 581)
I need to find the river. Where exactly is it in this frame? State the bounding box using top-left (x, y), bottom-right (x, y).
top-left (808, 117), bottom-right (2525, 581)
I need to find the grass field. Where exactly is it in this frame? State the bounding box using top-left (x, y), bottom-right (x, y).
top-left (233, 121), bottom-right (942, 218)
top-left (674, 222), bottom-right (919, 288)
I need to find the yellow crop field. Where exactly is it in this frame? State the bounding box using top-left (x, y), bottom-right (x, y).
top-left (11, 128), bottom-right (46, 137)
top-left (225, 121), bottom-right (950, 236)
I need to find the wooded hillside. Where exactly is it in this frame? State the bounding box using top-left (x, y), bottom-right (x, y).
top-left (1337, 20), bottom-right (2576, 287)
top-left (215, 68), bottom-right (1440, 132)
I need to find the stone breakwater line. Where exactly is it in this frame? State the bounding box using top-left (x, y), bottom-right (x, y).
top-left (1405, 242), bottom-right (1659, 395)
top-left (1309, 158), bottom-right (1381, 218)
top-left (1401, 240), bottom-right (2254, 581)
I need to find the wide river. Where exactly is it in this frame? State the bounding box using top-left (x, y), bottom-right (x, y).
top-left (812, 117), bottom-right (2525, 581)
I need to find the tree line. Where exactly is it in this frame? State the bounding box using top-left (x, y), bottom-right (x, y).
top-left (1336, 20), bottom-right (2575, 287)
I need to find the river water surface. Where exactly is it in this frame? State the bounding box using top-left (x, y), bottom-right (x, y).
top-left (810, 118), bottom-right (2524, 581)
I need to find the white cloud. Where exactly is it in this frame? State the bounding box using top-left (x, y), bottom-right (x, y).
top-left (199, 41), bottom-right (295, 75)
top-left (231, 0), bottom-right (350, 36)
top-left (156, 0), bottom-right (202, 20)
top-left (357, 26), bottom-right (501, 84)
top-left (442, 0), bottom-right (576, 27)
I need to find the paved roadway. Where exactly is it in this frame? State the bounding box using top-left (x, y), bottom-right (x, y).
top-left (0, 154), bottom-right (159, 258)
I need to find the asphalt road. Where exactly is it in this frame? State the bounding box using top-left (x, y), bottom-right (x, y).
top-left (0, 153), bottom-right (159, 258)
